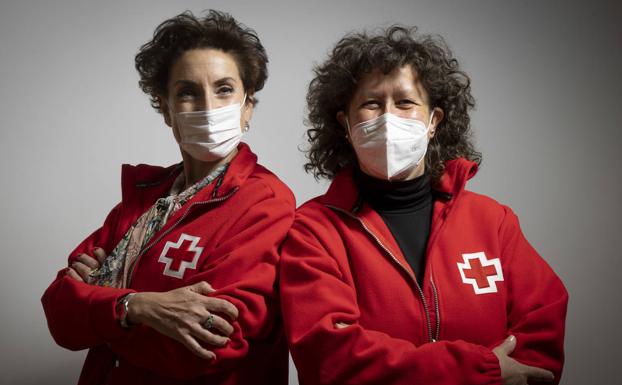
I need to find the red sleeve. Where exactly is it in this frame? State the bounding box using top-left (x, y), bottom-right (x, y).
top-left (41, 203), bottom-right (135, 351)
top-left (280, 216), bottom-right (502, 385)
top-left (107, 189), bottom-right (295, 379)
top-left (497, 208), bottom-right (568, 384)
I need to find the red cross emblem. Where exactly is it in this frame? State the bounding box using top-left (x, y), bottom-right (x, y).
top-left (158, 233), bottom-right (204, 279)
top-left (457, 252), bottom-right (504, 294)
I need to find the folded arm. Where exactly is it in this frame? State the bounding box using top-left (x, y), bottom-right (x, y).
top-left (497, 208), bottom-right (568, 384)
top-left (280, 217), bottom-right (502, 385)
top-left (108, 191), bottom-right (295, 379)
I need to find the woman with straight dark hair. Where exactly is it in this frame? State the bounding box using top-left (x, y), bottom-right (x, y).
top-left (42, 10), bottom-right (294, 385)
top-left (280, 25), bottom-right (567, 385)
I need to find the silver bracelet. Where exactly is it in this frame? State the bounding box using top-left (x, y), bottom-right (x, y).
top-left (119, 293), bottom-right (137, 328)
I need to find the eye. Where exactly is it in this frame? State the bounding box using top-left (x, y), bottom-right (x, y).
top-left (361, 100), bottom-right (380, 109)
top-left (176, 87), bottom-right (196, 99)
top-left (217, 85), bottom-right (234, 95)
top-left (397, 99), bottom-right (417, 107)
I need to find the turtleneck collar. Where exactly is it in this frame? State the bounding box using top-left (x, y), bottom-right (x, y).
top-left (353, 167), bottom-right (432, 213)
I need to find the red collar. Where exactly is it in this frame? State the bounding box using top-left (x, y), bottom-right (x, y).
top-left (120, 142), bottom-right (258, 204)
top-left (321, 158), bottom-right (479, 213)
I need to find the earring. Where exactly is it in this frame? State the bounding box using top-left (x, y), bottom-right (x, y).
top-left (243, 123), bottom-right (250, 132)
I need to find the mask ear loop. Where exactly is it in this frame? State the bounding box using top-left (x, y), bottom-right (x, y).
top-left (427, 109), bottom-right (436, 134)
top-left (241, 93), bottom-right (250, 132)
top-left (341, 113), bottom-right (353, 140)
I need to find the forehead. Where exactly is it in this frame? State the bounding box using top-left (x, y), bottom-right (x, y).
top-left (354, 64), bottom-right (424, 96)
top-left (168, 48), bottom-right (242, 83)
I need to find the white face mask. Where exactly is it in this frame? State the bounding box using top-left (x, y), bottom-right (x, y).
top-left (174, 96), bottom-right (247, 162)
top-left (348, 111), bottom-right (434, 180)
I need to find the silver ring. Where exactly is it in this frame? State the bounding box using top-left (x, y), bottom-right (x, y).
top-left (203, 314), bottom-right (214, 329)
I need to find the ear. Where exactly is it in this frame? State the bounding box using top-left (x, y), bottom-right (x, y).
top-left (160, 96), bottom-right (172, 127)
top-left (428, 107), bottom-right (444, 139)
top-left (336, 110), bottom-right (346, 128)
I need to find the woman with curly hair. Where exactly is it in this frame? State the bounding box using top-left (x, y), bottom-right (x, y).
top-left (42, 10), bottom-right (294, 385)
top-left (280, 26), bottom-right (567, 385)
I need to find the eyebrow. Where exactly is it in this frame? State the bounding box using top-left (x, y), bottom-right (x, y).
top-left (214, 77), bottom-right (236, 85)
top-left (358, 87), bottom-right (420, 99)
top-left (173, 79), bottom-right (198, 88)
top-left (173, 77), bottom-right (237, 87)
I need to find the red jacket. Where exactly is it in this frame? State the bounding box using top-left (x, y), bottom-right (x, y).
top-left (42, 143), bottom-right (295, 385)
top-left (280, 159), bottom-right (568, 385)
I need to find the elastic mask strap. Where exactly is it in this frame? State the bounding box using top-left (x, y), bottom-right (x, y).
top-left (427, 109), bottom-right (435, 130)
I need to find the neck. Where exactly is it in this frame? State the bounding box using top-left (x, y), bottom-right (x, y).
top-left (181, 149), bottom-right (237, 189)
top-left (355, 166), bottom-right (432, 212)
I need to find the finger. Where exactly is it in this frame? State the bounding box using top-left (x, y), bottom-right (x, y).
top-left (522, 363), bottom-right (554, 382)
top-left (76, 254), bottom-right (100, 270)
top-left (180, 333), bottom-right (216, 360)
top-left (203, 313), bottom-right (234, 336)
top-left (335, 322), bottom-right (351, 329)
top-left (71, 261), bottom-right (93, 282)
top-left (189, 281), bottom-right (215, 295)
top-left (65, 267), bottom-right (84, 282)
top-left (190, 323), bottom-right (230, 347)
top-left (92, 248), bottom-right (107, 265)
top-left (493, 335), bottom-right (516, 355)
top-left (203, 297), bottom-right (239, 320)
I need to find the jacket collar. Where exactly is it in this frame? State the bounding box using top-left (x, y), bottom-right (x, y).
top-left (321, 158), bottom-right (479, 212)
top-left (120, 142), bottom-right (258, 204)
top-left (434, 158), bottom-right (478, 199)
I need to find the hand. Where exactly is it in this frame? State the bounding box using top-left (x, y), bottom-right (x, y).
top-left (127, 281), bottom-right (239, 360)
top-left (66, 248), bottom-right (107, 283)
top-left (493, 335), bottom-right (555, 385)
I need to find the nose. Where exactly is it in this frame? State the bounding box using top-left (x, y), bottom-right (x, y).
top-left (200, 95), bottom-right (214, 111)
top-left (196, 88), bottom-right (216, 111)
top-left (383, 104), bottom-right (396, 115)
top-left (382, 101), bottom-right (405, 117)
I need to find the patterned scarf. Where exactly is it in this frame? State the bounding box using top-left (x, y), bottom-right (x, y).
top-left (90, 163), bottom-right (228, 288)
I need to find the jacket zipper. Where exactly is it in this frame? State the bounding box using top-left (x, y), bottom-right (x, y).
top-left (327, 205), bottom-right (438, 343)
top-left (126, 187), bottom-right (239, 287)
top-left (425, 202), bottom-right (453, 342)
top-left (430, 276), bottom-right (440, 341)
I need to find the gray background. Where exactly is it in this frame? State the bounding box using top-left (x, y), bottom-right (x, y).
top-left (0, 0), bottom-right (620, 384)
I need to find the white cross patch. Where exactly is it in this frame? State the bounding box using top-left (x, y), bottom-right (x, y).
top-left (457, 252), bottom-right (504, 294)
top-left (158, 233), bottom-right (204, 279)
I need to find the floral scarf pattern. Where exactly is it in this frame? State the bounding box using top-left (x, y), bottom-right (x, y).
top-left (90, 163), bottom-right (229, 288)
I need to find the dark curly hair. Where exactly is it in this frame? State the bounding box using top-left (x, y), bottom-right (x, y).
top-left (304, 25), bottom-right (481, 182)
top-left (135, 10), bottom-right (268, 111)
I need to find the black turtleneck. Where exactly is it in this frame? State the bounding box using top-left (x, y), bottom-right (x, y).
top-left (354, 168), bottom-right (433, 284)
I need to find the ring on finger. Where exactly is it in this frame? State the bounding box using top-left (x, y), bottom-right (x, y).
top-left (203, 314), bottom-right (215, 330)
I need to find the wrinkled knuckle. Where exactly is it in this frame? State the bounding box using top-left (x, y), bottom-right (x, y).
top-left (204, 298), bottom-right (219, 311)
top-left (215, 300), bottom-right (230, 313)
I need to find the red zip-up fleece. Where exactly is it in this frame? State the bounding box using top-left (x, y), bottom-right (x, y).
top-left (280, 158), bottom-right (568, 385)
top-left (42, 143), bottom-right (295, 385)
